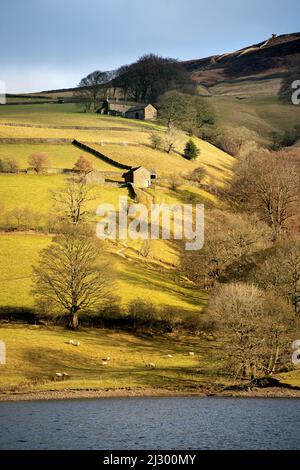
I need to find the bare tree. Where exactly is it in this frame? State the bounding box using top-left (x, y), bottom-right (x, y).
top-left (186, 166), bottom-right (207, 185)
top-left (75, 71), bottom-right (110, 111)
top-left (228, 151), bottom-right (300, 240)
top-left (33, 230), bottom-right (114, 329)
top-left (28, 153), bottom-right (49, 173)
top-left (254, 238), bottom-right (300, 313)
top-left (73, 156), bottom-right (94, 174)
top-left (52, 176), bottom-right (95, 224)
top-left (182, 210), bottom-right (270, 288)
top-left (209, 283), bottom-right (294, 381)
top-left (162, 125), bottom-right (182, 154)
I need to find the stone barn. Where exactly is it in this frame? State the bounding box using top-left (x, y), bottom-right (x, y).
top-left (123, 166), bottom-right (156, 188)
top-left (125, 104), bottom-right (157, 121)
top-left (99, 100), bottom-right (157, 121)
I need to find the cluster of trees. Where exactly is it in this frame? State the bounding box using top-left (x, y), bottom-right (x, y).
top-left (182, 146), bottom-right (300, 382)
top-left (113, 54), bottom-right (192, 102)
top-left (270, 125), bottom-right (300, 150)
top-left (0, 153), bottom-right (50, 174)
top-left (157, 91), bottom-right (215, 135)
top-left (75, 54), bottom-right (192, 111)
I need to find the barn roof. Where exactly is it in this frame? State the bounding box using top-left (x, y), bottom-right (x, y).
top-left (126, 104), bottom-right (156, 113)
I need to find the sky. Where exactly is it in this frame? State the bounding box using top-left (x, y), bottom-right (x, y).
top-left (1, 0), bottom-right (300, 93)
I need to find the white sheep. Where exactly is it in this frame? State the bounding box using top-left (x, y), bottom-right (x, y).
top-left (73, 341), bottom-right (80, 346)
top-left (146, 362), bottom-right (156, 369)
top-left (188, 352), bottom-right (195, 356)
top-left (68, 340), bottom-right (74, 345)
top-left (102, 356), bottom-right (111, 361)
top-left (102, 361), bottom-right (108, 366)
top-left (166, 354), bottom-right (173, 358)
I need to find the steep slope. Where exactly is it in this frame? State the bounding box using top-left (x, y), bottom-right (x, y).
top-left (184, 32), bottom-right (300, 97)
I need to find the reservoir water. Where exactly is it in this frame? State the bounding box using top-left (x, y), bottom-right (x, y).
top-left (0, 397), bottom-right (299, 450)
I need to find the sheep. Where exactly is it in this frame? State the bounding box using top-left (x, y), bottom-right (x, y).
top-left (145, 362), bottom-right (156, 369)
top-left (73, 341), bottom-right (80, 346)
top-left (166, 354), bottom-right (173, 358)
top-left (102, 361), bottom-right (108, 366)
top-left (188, 352), bottom-right (195, 356)
top-left (102, 356), bottom-right (111, 362)
top-left (68, 340), bottom-right (74, 345)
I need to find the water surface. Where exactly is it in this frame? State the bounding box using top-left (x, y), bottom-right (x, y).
top-left (0, 397), bottom-right (299, 449)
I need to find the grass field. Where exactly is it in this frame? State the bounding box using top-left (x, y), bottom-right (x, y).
top-left (0, 174), bottom-right (128, 218)
top-left (0, 323), bottom-right (222, 392)
top-left (0, 143), bottom-right (117, 171)
top-left (0, 233), bottom-right (52, 307)
top-left (211, 95), bottom-right (300, 145)
top-left (0, 103), bottom-right (157, 129)
top-left (0, 232), bottom-right (206, 312)
top-left (91, 142), bottom-right (234, 183)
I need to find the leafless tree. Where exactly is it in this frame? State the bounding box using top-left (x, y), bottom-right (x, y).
top-left (227, 151), bottom-right (300, 240)
top-left (28, 153), bottom-right (49, 173)
top-left (162, 125), bottom-right (182, 154)
top-left (182, 210), bottom-right (270, 288)
top-left (33, 230), bottom-right (114, 329)
top-left (75, 71), bottom-right (110, 111)
top-left (73, 156), bottom-right (94, 174)
top-left (52, 176), bottom-right (95, 225)
top-left (209, 283), bottom-right (294, 381)
top-left (254, 237), bottom-right (300, 313)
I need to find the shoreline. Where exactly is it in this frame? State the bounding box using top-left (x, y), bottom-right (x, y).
top-left (1, 386), bottom-right (300, 402)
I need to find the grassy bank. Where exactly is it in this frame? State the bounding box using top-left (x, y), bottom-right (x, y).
top-left (0, 324), bottom-right (222, 393)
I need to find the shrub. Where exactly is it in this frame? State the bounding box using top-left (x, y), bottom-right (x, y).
top-left (149, 132), bottom-right (163, 150)
top-left (0, 158), bottom-right (19, 173)
top-left (187, 166), bottom-right (207, 184)
top-left (73, 155), bottom-right (94, 174)
top-left (184, 139), bottom-right (200, 160)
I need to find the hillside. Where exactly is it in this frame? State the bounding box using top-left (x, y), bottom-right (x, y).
top-left (14, 33), bottom-right (299, 146)
top-left (0, 103), bottom-right (232, 313)
top-left (183, 32), bottom-right (300, 96)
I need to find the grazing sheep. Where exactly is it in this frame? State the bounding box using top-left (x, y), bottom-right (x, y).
top-left (68, 340), bottom-right (74, 345)
top-left (102, 361), bottom-right (108, 366)
top-left (73, 341), bottom-right (80, 346)
top-left (146, 362), bottom-right (156, 369)
top-left (188, 352), bottom-right (195, 356)
top-left (102, 356), bottom-right (111, 361)
top-left (62, 372), bottom-right (69, 378)
top-left (166, 354), bottom-right (173, 358)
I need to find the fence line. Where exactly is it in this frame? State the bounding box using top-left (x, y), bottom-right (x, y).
top-left (72, 139), bottom-right (132, 170)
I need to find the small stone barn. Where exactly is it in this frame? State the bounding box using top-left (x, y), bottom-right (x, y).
top-left (99, 100), bottom-right (157, 121)
top-left (123, 166), bottom-right (157, 188)
top-left (125, 104), bottom-right (157, 121)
